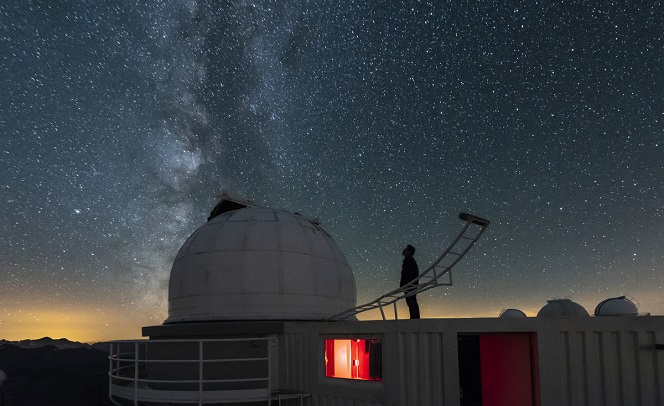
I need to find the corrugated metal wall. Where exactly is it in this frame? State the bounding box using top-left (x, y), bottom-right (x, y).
top-left (556, 330), bottom-right (663, 406)
top-left (281, 329), bottom-right (457, 406)
top-left (395, 332), bottom-right (446, 406)
top-left (279, 318), bottom-right (664, 406)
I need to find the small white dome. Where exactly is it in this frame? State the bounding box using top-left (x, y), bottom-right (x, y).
top-left (594, 296), bottom-right (638, 316)
top-left (537, 299), bottom-right (589, 317)
top-left (166, 207), bottom-right (357, 322)
top-left (499, 308), bottom-right (527, 318)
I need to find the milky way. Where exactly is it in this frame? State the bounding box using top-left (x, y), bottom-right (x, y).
top-left (1, 0), bottom-right (662, 342)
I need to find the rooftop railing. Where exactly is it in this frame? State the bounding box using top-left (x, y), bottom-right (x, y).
top-left (109, 337), bottom-right (278, 405)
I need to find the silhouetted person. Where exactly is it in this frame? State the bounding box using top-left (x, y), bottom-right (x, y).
top-left (400, 244), bottom-right (420, 319)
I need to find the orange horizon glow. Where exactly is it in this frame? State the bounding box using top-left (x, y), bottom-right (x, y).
top-left (2, 291), bottom-right (662, 343)
top-left (1, 308), bottom-right (160, 343)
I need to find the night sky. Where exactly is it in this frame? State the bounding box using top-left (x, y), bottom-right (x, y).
top-left (1, 1), bottom-right (662, 343)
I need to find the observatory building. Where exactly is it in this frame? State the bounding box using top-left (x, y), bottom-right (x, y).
top-left (166, 205), bottom-right (357, 323)
top-left (110, 197), bottom-right (664, 406)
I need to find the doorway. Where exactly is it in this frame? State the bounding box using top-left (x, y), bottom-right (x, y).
top-left (458, 333), bottom-right (539, 406)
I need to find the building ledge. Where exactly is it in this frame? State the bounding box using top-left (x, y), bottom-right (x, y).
top-left (143, 320), bottom-right (288, 338)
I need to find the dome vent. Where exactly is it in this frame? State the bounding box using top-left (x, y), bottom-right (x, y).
top-left (594, 296), bottom-right (638, 316)
top-left (536, 298), bottom-right (589, 317)
top-left (499, 308), bottom-right (527, 318)
top-left (165, 206), bottom-right (357, 323)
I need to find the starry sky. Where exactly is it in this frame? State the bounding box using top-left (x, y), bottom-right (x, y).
top-left (1, 1), bottom-right (662, 343)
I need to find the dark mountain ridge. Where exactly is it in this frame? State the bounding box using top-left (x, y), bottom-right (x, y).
top-left (0, 336), bottom-right (110, 351)
top-left (0, 338), bottom-right (112, 405)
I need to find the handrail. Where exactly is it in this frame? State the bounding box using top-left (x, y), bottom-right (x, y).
top-left (109, 337), bottom-right (278, 405)
top-left (111, 357), bottom-right (270, 363)
top-left (328, 212), bottom-right (490, 321)
top-left (111, 376), bottom-right (270, 384)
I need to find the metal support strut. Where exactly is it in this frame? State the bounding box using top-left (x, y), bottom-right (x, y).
top-left (328, 212), bottom-right (490, 321)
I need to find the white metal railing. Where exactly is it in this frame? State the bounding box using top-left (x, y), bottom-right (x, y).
top-left (109, 337), bottom-right (278, 405)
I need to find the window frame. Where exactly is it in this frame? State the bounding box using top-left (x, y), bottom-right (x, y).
top-left (321, 335), bottom-right (384, 384)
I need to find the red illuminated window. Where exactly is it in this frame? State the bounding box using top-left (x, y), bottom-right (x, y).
top-left (324, 339), bottom-right (382, 381)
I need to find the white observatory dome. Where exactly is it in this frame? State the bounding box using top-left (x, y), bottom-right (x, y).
top-left (165, 206), bottom-right (357, 323)
top-left (499, 308), bottom-right (527, 318)
top-left (537, 299), bottom-right (589, 317)
top-left (594, 296), bottom-right (638, 316)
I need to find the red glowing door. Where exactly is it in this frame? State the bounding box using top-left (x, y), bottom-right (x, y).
top-left (480, 334), bottom-right (537, 406)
